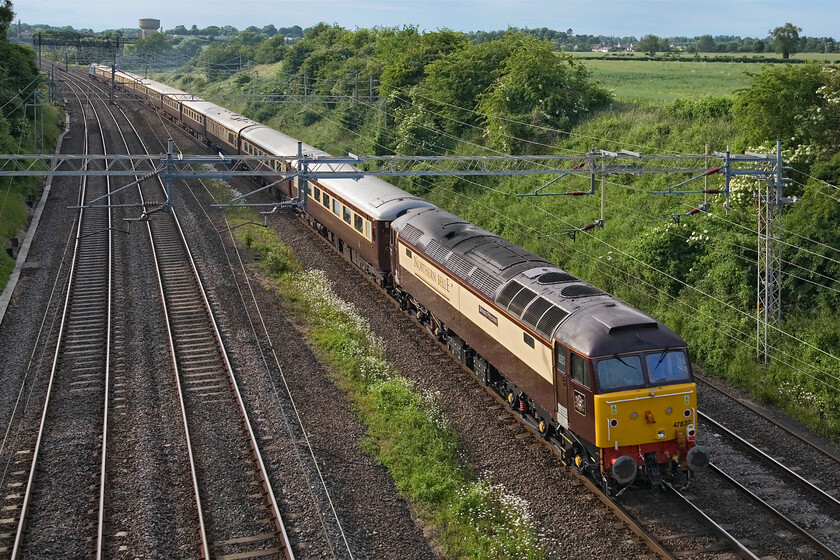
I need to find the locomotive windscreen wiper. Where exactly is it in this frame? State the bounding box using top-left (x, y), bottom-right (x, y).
top-left (654, 348), bottom-right (672, 369)
top-left (613, 354), bottom-right (637, 369)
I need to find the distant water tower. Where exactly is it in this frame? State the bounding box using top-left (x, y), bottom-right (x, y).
top-left (139, 18), bottom-right (160, 39)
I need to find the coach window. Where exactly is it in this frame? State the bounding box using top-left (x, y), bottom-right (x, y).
top-left (313, 187), bottom-right (321, 203)
top-left (333, 199), bottom-right (340, 216)
top-left (343, 207), bottom-right (352, 224)
top-left (354, 214), bottom-right (363, 232)
top-left (322, 193), bottom-right (330, 208)
top-left (570, 353), bottom-right (591, 389)
top-left (365, 220), bottom-right (371, 240)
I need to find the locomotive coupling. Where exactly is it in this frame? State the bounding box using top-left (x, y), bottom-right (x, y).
top-left (686, 445), bottom-right (709, 472)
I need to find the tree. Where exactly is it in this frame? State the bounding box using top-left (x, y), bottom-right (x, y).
top-left (753, 38), bottom-right (765, 52)
top-left (734, 63), bottom-right (835, 150)
top-left (637, 34), bottom-right (661, 56)
top-left (477, 35), bottom-right (611, 153)
top-left (254, 33), bottom-right (286, 64)
top-left (0, 0), bottom-right (13, 38)
top-left (770, 23), bottom-right (801, 59)
top-left (697, 35), bottom-right (715, 52)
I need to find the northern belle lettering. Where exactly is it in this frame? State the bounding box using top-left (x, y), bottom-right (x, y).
top-left (413, 255), bottom-right (452, 300)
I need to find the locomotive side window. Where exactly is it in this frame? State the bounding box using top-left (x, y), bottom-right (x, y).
top-left (523, 333), bottom-right (534, 348)
top-left (555, 345), bottom-right (567, 373)
top-left (570, 353), bottom-right (590, 388)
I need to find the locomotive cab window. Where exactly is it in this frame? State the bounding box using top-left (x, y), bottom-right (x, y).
top-left (570, 353), bottom-right (590, 388)
top-left (596, 355), bottom-right (644, 392)
top-left (405, 247), bottom-right (412, 258)
top-left (646, 350), bottom-right (691, 385)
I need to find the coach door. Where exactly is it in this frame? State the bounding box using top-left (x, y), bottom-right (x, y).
top-left (553, 342), bottom-right (569, 429)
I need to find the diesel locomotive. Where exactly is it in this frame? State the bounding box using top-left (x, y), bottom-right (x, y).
top-left (90, 63), bottom-right (709, 491)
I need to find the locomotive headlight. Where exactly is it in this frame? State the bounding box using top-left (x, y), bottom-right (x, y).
top-left (657, 430), bottom-right (665, 439)
top-left (630, 411), bottom-right (638, 420)
top-left (609, 418), bottom-right (618, 428)
top-left (666, 407), bottom-right (673, 414)
top-left (684, 409), bottom-right (692, 417)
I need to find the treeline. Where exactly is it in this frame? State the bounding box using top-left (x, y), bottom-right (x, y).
top-left (179, 25), bottom-right (612, 155)
top-left (10, 21), bottom-right (838, 55)
top-left (0, 0), bottom-right (55, 287)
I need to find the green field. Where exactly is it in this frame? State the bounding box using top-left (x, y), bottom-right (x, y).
top-left (580, 59), bottom-right (757, 104)
top-left (572, 52), bottom-right (840, 104)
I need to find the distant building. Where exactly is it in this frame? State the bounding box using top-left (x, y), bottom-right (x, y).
top-left (139, 18), bottom-right (160, 39)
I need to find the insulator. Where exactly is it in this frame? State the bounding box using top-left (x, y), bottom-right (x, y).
top-left (687, 208), bottom-right (700, 215)
top-left (569, 190), bottom-right (587, 196)
top-left (704, 189), bottom-right (721, 194)
top-left (581, 222), bottom-right (597, 231)
top-left (705, 166), bottom-right (721, 175)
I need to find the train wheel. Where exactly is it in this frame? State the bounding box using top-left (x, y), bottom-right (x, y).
top-left (537, 418), bottom-right (549, 439)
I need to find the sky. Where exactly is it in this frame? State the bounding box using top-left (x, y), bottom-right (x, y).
top-left (11, 0), bottom-right (840, 39)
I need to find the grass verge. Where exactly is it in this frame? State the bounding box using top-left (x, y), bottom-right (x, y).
top-left (201, 175), bottom-right (545, 559)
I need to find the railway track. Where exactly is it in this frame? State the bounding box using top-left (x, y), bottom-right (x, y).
top-left (1, 71), bottom-right (117, 558)
top-left (0, 67), bottom-right (298, 559)
top-left (98, 72), bottom-right (296, 558)
top-left (698, 412), bottom-right (840, 558)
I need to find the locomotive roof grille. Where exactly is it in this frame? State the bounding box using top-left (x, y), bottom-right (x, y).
top-left (400, 224), bottom-right (423, 245)
top-left (447, 253), bottom-right (474, 280)
top-left (522, 297), bottom-right (553, 328)
top-left (508, 287), bottom-right (538, 317)
top-left (496, 281), bottom-right (525, 308)
top-left (537, 271), bottom-right (577, 284)
top-left (560, 284), bottom-right (604, 298)
top-left (426, 239), bottom-right (450, 263)
top-left (537, 306), bottom-right (570, 339)
top-left (471, 269), bottom-right (502, 298)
